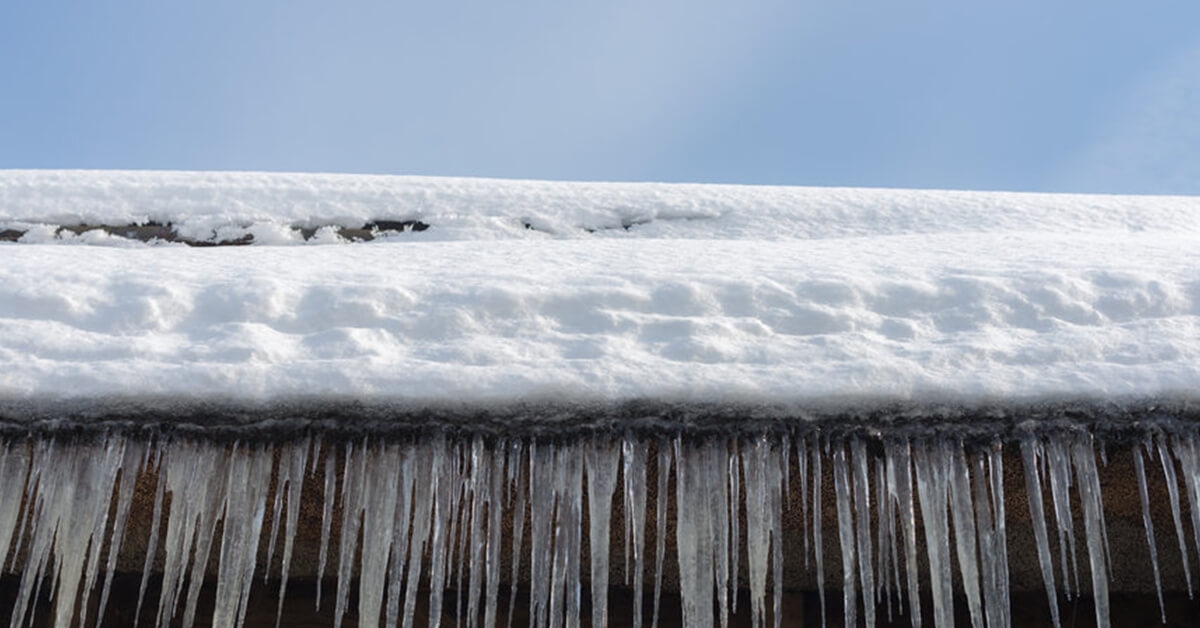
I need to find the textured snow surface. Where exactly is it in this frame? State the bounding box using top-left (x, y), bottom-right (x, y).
top-left (1, 170), bottom-right (1198, 404)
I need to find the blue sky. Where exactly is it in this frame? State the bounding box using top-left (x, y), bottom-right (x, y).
top-left (2, 2), bottom-right (1198, 194)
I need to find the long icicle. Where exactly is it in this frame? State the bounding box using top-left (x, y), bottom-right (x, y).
top-left (849, 439), bottom-right (876, 628)
top-left (743, 436), bottom-right (772, 628)
top-left (1133, 442), bottom-right (1166, 623)
top-left (831, 443), bottom-right (859, 628)
top-left (652, 440), bottom-right (672, 628)
top-left (1071, 435), bottom-right (1110, 628)
top-left (913, 440), bottom-right (954, 628)
top-left (1155, 435), bottom-right (1194, 597)
top-left (623, 438), bottom-right (649, 628)
top-left (1020, 437), bottom-right (1061, 628)
top-left (4, 424), bottom-right (1200, 627)
top-left (585, 437), bottom-right (620, 628)
top-left (811, 436), bottom-right (826, 628)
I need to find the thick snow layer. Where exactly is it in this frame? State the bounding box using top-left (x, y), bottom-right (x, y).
top-left (1, 170), bottom-right (1198, 405)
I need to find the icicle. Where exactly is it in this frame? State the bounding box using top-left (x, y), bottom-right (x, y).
top-left (881, 453), bottom-right (900, 623)
top-left (1156, 435), bottom-right (1193, 597)
top-left (402, 438), bottom-right (437, 628)
top-left (134, 445), bottom-right (165, 628)
top-left (13, 439), bottom-right (58, 628)
top-left (831, 443), bottom-right (859, 628)
top-left (465, 437), bottom-right (487, 628)
top-left (651, 440), bottom-right (672, 628)
top-left (675, 438), bottom-right (715, 628)
top-left (454, 441), bottom-right (471, 628)
top-left (729, 438), bottom-right (741, 616)
top-left (1170, 434), bottom-right (1200, 589)
top-left (970, 450), bottom-right (1003, 628)
top-left (811, 437), bottom-right (826, 628)
top-left (849, 439), bottom-right (876, 628)
top-left (154, 440), bottom-right (229, 628)
top-left (155, 443), bottom-right (199, 627)
top-left (8, 440), bottom-right (56, 628)
top-left (5, 443), bottom-right (34, 577)
top-left (275, 436), bottom-right (311, 628)
top-left (506, 441), bottom-right (526, 628)
top-left (528, 441), bottom-right (555, 628)
top-left (770, 437), bottom-right (784, 628)
top-left (78, 437), bottom-right (119, 628)
top-left (622, 438), bottom-right (649, 628)
top-left (1071, 436), bottom-right (1110, 628)
top-left (358, 443), bottom-right (403, 628)
top-left (484, 440), bottom-right (507, 628)
top-left (428, 438), bottom-right (463, 628)
top-left (1045, 438), bottom-right (1080, 597)
top-left (265, 451), bottom-right (287, 581)
top-left (385, 442), bottom-right (418, 628)
top-left (912, 440), bottom-right (954, 628)
top-left (87, 439), bottom-right (135, 624)
top-left (548, 441), bottom-right (584, 628)
top-left (708, 441), bottom-right (732, 628)
top-left (15, 437), bottom-right (126, 628)
top-left (586, 438), bottom-right (620, 628)
top-left (95, 440), bottom-right (144, 628)
top-left (781, 435), bottom-right (791, 510)
top-left (212, 443), bottom-right (275, 628)
top-left (1133, 443), bottom-right (1166, 623)
top-left (743, 437), bottom-right (772, 628)
top-left (334, 441), bottom-right (368, 628)
top-left (946, 442), bottom-right (983, 628)
top-left (541, 443), bottom-right (562, 628)
top-left (988, 445), bottom-right (1011, 628)
top-left (624, 449), bottom-right (633, 589)
top-left (884, 439), bottom-right (922, 628)
top-left (873, 453), bottom-right (894, 620)
top-left (0, 444), bottom-right (29, 612)
top-left (316, 446), bottom-right (339, 611)
top-left (1020, 437), bottom-right (1061, 628)
top-left (796, 437), bottom-right (809, 571)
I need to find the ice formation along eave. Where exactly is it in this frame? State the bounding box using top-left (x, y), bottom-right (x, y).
top-left (6, 415), bottom-right (1200, 628)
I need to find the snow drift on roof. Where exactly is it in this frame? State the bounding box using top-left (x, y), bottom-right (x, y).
top-left (1, 170), bottom-right (1197, 408)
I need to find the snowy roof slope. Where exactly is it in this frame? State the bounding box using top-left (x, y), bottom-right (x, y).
top-left (1, 170), bottom-right (1198, 407)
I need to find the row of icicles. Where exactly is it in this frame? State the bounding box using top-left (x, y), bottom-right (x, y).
top-left (0, 428), bottom-right (1198, 628)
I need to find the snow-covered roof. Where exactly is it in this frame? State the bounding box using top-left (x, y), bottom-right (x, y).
top-left (1, 170), bottom-right (1197, 407)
